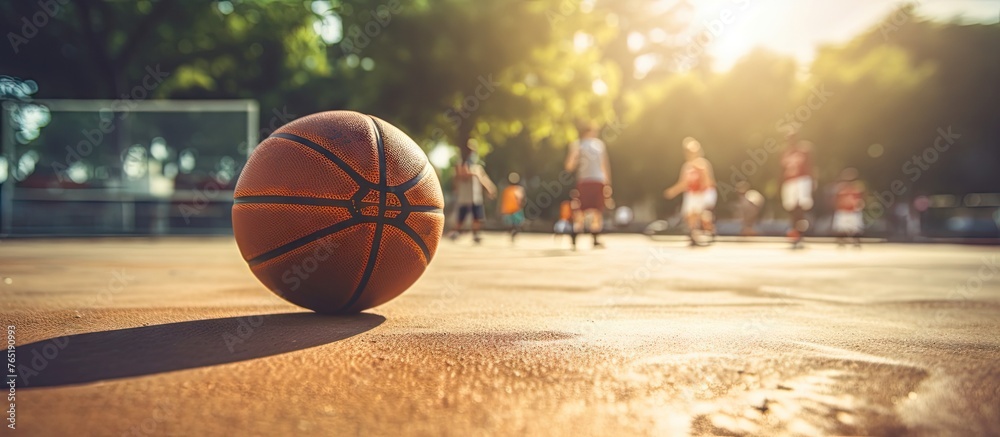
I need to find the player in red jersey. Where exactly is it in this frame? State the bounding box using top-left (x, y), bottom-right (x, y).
top-left (780, 133), bottom-right (816, 248)
top-left (833, 168), bottom-right (865, 247)
top-left (665, 137), bottom-right (717, 246)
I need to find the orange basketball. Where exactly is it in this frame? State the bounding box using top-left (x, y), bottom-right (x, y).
top-left (232, 111), bottom-right (444, 314)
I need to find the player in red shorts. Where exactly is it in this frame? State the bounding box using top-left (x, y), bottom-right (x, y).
top-left (564, 122), bottom-right (612, 249)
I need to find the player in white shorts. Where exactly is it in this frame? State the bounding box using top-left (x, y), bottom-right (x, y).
top-left (780, 134), bottom-right (816, 247)
top-left (665, 138), bottom-right (717, 246)
top-left (833, 168), bottom-right (865, 247)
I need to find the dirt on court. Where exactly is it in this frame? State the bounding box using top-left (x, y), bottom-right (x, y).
top-left (1, 235), bottom-right (998, 436)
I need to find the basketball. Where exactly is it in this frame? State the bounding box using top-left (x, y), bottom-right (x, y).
top-left (231, 110), bottom-right (444, 314)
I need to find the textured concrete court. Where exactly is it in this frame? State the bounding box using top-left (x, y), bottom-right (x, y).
top-left (1, 235), bottom-right (999, 436)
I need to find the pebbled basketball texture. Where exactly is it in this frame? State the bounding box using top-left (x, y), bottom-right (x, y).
top-left (232, 111), bottom-right (444, 314)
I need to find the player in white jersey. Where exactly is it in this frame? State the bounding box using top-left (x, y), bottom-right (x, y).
top-left (564, 122), bottom-right (612, 249)
top-left (448, 140), bottom-right (496, 244)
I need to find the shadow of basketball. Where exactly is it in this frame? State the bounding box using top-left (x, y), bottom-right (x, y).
top-left (17, 312), bottom-right (384, 388)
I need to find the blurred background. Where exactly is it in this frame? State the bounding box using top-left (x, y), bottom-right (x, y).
top-left (1, 0), bottom-right (997, 239)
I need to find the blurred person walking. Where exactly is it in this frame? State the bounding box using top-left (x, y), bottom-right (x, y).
top-left (735, 181), bottom-right (765, 237)
top-left (553, 190), bottom-right (580, 247)
top-left (564, 122), bottom-right (612, 249)
top-left (499, 172), bottom-right (526, 243)
top-left (833, 168), bottom-right (865, 247)
top-left (780, 133), bottom-right (817, 249)
top-left (448, 139), bottom-right (496, 244)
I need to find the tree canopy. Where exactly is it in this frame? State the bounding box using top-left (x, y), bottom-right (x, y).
top-left (2, 0), bottom-right (997, 219)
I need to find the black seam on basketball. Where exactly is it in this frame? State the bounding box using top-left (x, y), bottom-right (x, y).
top-left (342, 223), bottom-right (383, 312)
top-left (392, 164), bottom-right (443, 222)
top-left (247, 217), bottom-right (368, 266)
top-left (388, 223), bottom-right (431, 261)
top-left (372, 117), bottom-right (388, 189)
top-left (395, 171), bottom-right (414, 221)
top-left (234, 196), bottom-right (354, 208)
top-left (390, 163), bottom-right (431, 193)
top-left (270, 132), bottom-right (374, 188)
top-left (336, 116), bottom-right (388, 313)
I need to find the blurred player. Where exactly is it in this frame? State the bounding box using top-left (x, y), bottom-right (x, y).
top-left (564, 122), bottom-right (612, 249)
top-left (499, 172), bottom-right (526, 243)
top-left (833, 167), bottom-right (865, 247)
top-left (555, 189), bottom-right (581, 248)
top-left (613, 206), bottom-right (634, 229)
top-left (448, 139), bottom-right (496, 244)
top-left (735, 181), bottom-right (764, 237)
top-left (664, 137), bottom-right (717, 246)
top-left (781, 134), bottom-right (816, 248)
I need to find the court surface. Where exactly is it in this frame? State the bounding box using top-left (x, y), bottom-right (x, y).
top-left (2, 234), bottom-right (998, 436)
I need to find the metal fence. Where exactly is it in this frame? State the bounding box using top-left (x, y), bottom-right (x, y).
top-left (0, 99), bottom-right (258, 236)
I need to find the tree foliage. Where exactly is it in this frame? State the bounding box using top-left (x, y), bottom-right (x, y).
top-left (1, 1), bottom-right (997, 216)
